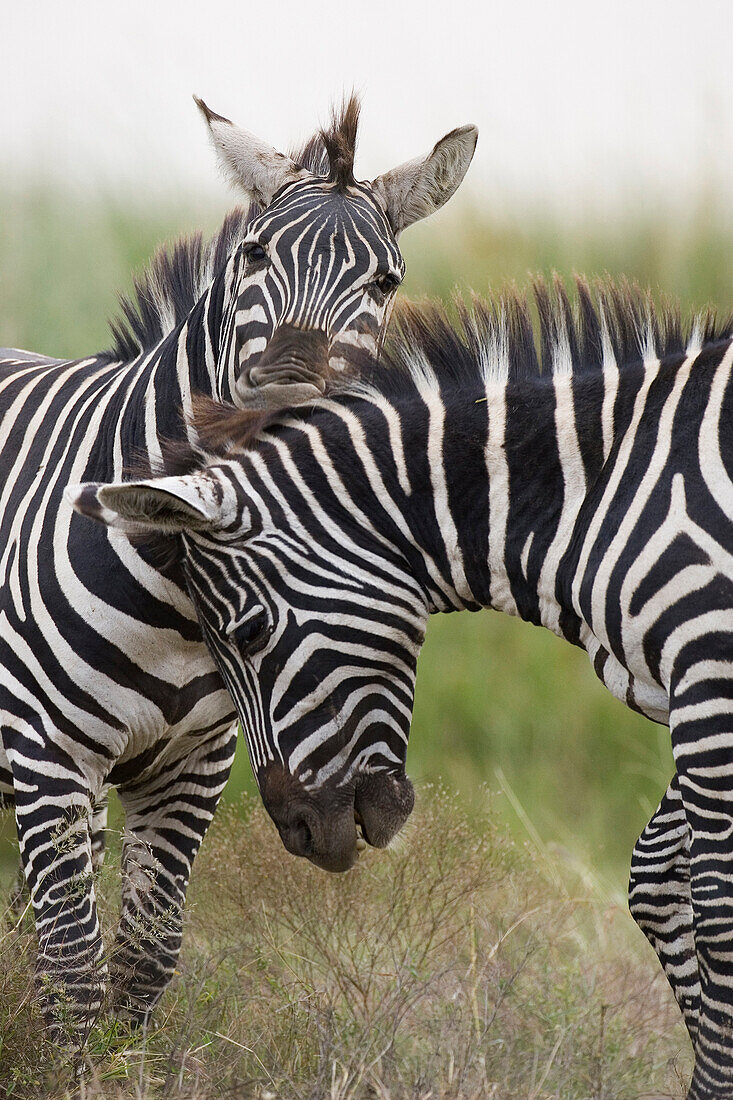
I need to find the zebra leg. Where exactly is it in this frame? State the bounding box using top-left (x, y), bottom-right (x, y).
top-left (111, 728), bottom-right (237, 1024)
top-left (9, 745), bottom-right (106, 1042)
top-left (672, 682), bottom-right (733, 1099)
top-left (628, 772), bottom-right (699, 1042)
top-left (8, 794), bottom-right (109, 920)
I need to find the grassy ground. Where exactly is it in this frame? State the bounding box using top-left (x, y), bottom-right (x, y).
top-left (0, 790), bottom-right (691, 1099)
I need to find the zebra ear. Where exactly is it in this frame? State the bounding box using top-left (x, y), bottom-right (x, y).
top-left (194, 96), bottom-right (309, 207)
top-left (372, 125), bottom-right (478, 237)
top-left (66, 474), bottom-right (231, 535)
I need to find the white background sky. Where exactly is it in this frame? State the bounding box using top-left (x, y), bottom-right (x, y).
top-left (4, 0), bottom-right (733, 220)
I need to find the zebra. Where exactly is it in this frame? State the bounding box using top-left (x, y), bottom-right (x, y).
top-left (73, 280), bottom-right (733, 1099)
top-left (0, 95), bottom-right (478, 1038)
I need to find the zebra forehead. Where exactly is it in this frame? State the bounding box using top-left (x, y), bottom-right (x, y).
top-left (255, 182), bottom-right (395, 240)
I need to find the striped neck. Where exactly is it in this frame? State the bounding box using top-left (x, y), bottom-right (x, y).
top-left (339, 361), bottom-right (643, 635)
top-left (479, 370), bottom-right (608, 634)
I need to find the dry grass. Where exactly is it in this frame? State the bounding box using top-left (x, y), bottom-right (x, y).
top-left (0, 789), bottom-right (690, 1099)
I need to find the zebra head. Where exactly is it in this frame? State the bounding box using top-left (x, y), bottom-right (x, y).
top-left (69, 454), bottom-right (424, 873)
top-left (197, 96), bottom-right (477, 408)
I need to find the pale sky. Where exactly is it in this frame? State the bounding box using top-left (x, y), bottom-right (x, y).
top-left (4, 0), bottom-right (733, 219)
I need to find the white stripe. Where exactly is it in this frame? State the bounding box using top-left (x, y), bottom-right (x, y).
top-left (485, 382), bottom-right (517, 616)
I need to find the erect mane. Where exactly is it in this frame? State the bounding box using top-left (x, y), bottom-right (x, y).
top-left (318, 95), bottom-right (360, 190)
top-left (176, 276), bottom-right (733, 467)
top-left (361, 275), bottom-right (733, 395)
top-left (107, 96), bottom-right (362, 362)
top-left (107, 209), bottom-right (250, 362)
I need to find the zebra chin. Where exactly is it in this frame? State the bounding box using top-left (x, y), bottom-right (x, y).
top-left (259, 762), bottom-right (415, 874)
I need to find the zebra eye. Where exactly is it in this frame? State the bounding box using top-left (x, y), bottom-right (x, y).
top-left (232, 608), bottom-right (272, 657)
top-left (374, 272), bottom-right (400, 296)
top-left (244, 243), bottom-right (267, 265)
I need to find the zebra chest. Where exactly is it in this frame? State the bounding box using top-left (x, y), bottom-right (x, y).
top-left (105, 690), bottom-right (237, 790)
top-left (577, 623), bottom-right (670, 723)
top-left (569, 559), bottom-right (672, 723)
top-left (0, 521), bottom-right (236, 787)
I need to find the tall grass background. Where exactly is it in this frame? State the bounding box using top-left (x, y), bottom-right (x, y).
top-left (1, 184), bottom-right (728, 1094)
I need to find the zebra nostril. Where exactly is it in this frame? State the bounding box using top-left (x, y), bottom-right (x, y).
top-left (286, 813), bottom-right (313, 857)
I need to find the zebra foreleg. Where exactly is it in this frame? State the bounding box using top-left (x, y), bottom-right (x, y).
top-left (671, 677), bottom-right (733, 1100)
top-left (628, 772), bottom-right (699, 1043)
top-left (111, 729), bottom-right (237, 1024)
top-left (8, 743), bottom-right (106, 1043)
top-left (8, 792), bottom-right (108, 919)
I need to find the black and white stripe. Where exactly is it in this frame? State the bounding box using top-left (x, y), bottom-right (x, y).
top-left (78, 282), bottom-right (733, 1097)
top-left (1, 96), bottom-right (477, 1038)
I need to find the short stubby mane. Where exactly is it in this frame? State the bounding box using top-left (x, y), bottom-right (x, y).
top-left (180, 275), bottom-right (733, 465)
top-left (107, 97), bottom-right (362, 362)
top-left (374, 276), bottom-right (733, 393)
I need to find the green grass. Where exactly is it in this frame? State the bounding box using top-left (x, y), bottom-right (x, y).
top-left (401, 196), bottom-right (733, 315)
top-left (0, 790), bottom-right (691, 1099)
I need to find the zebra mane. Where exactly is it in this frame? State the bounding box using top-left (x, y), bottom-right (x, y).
top-left (107, 97), bottom-right (361, 361)
top-left (175, 276), bottom-right (733, 466)
top-left (107, 208), bottom-right (250, 362)
top-left (371, 276), bottom-right (733, 394)
top-left (319, 95), bottom-right (360, 189)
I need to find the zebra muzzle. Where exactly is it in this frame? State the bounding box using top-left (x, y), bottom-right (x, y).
top-left (235, 324), bottom-right (331, 409)
top-left (353, 771), bottom-right (415, 850)
top-left (259, 763), bottom-right (414, 874)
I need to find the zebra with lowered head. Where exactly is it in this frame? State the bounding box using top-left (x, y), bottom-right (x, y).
top-left (0, 94), bottom-right (477, 1039)
top-left (75, 281), bottom-right (733, 1098)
